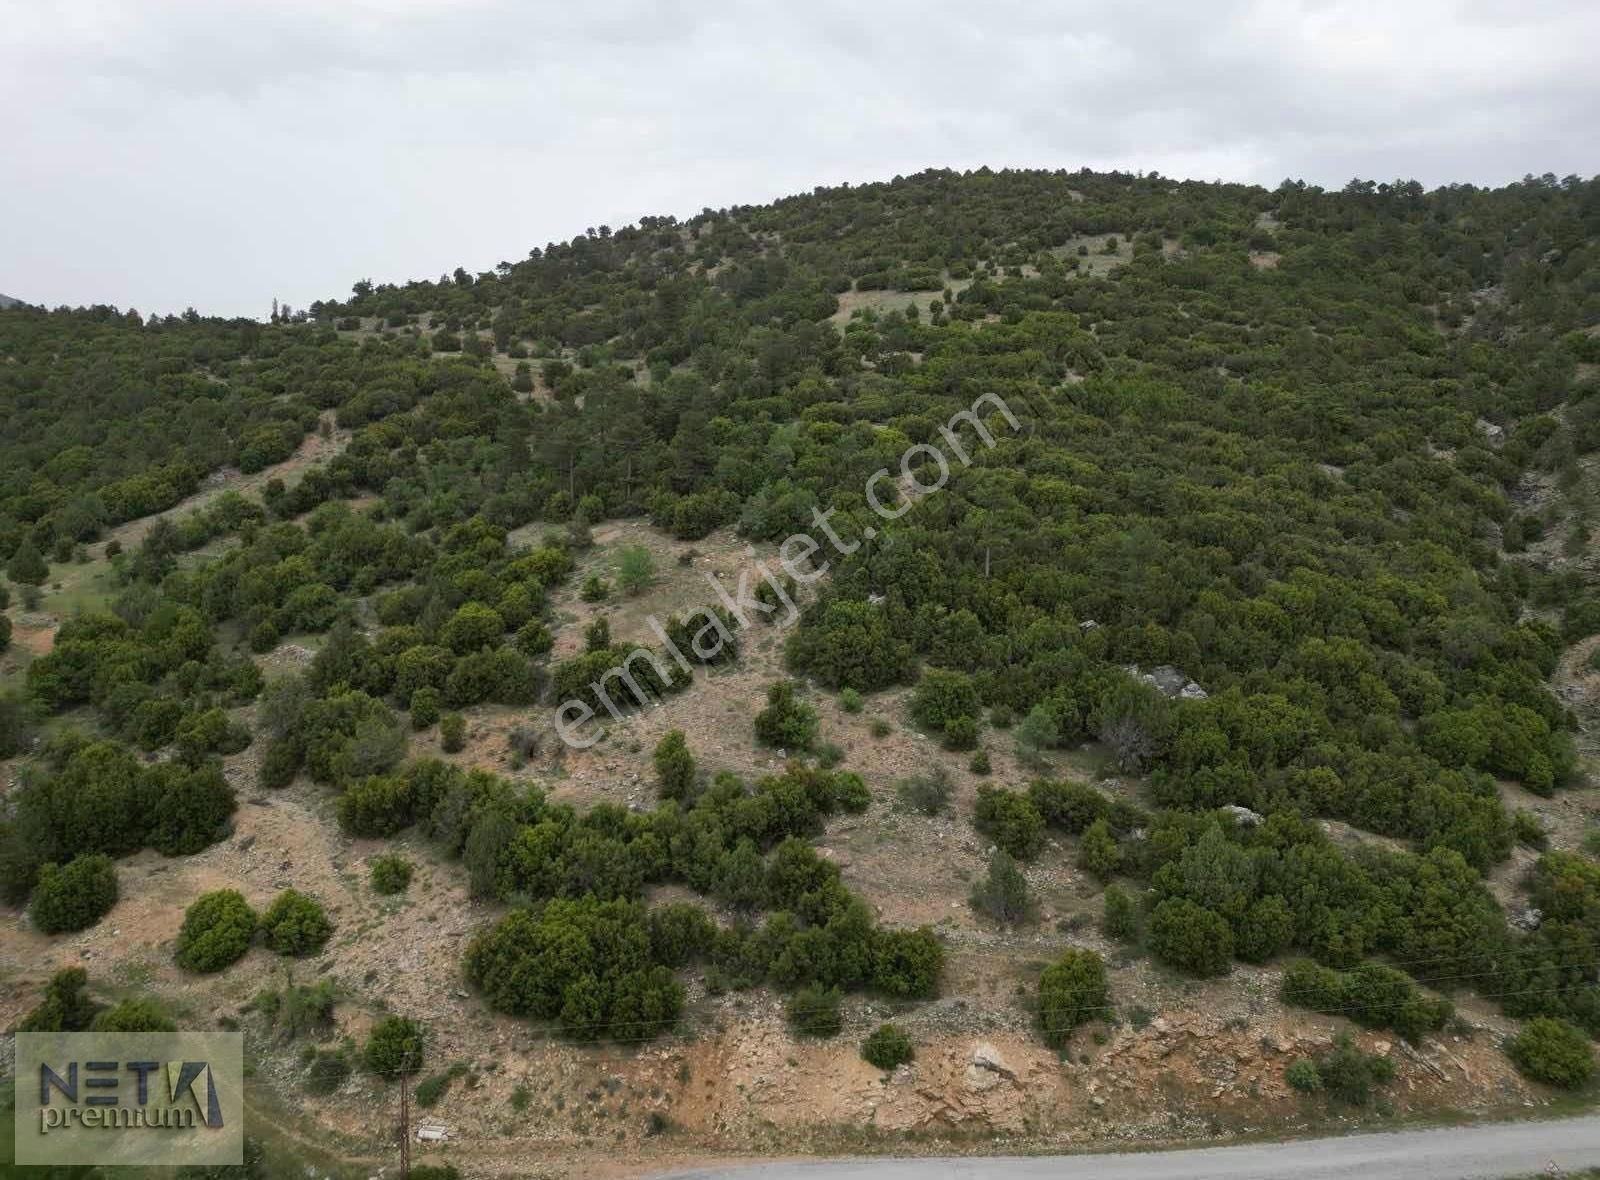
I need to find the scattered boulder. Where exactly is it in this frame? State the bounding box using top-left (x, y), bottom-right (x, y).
top-left (1222, 805), bottom-right (1264, 828)
top-left (970, 1042), bottom-right (1016, 1081)
top-left (1124, 664), bottom-right (1208, 700)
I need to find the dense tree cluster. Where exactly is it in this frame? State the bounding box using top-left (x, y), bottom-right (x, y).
top-left (1280, 958), bottom-right (1452, 1043)
top-left (26, 601), bottom-right (261, 748)
top-left (0, 735), bottom-right (235, 910)
top-left (354, 757), bottom-right (940, 1039)
top-left (466, 897), bottom-right (687, 1041)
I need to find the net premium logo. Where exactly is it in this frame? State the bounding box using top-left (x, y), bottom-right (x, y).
top-left (15, 1032), bottom-right (243, 1166)
top-left (38, 1058), bottom-right (225, 1130)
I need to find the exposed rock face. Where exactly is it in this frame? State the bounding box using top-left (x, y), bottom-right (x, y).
top-left (1510, 906), bottom-right (1544, 931)
top-left (891, 1039), bottom-right (1043, 1133)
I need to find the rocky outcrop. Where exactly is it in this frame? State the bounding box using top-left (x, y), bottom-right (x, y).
top-left (1124, 664), bottom-right (1208, 700)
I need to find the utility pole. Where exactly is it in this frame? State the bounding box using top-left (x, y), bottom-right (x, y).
top-left (397, 1072), bottom-right (411, 1180)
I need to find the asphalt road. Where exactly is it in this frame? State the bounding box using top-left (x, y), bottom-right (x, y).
top-left (654, 1116), bottom-right (1600, 1180)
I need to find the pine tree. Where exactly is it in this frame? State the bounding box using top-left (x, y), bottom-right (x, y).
top-left (6, 537), bottom-right (47, 585)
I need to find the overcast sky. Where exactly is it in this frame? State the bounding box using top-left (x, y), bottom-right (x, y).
top-left (4, 0), bottom-right (1597, 319)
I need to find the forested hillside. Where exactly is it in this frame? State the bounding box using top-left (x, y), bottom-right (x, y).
top-left (4, 168), bottom-right (1600, 1157)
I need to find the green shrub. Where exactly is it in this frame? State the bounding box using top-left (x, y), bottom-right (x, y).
top-left (645, 1111), bottom-right (673, 1136)
top-left (968, 749), bottom-right (991, 775)
top-left (942, 715), bottom-right (978, 750)
top-left (1512, 809), bottom-right (1548, 849)
top-left (305, 1048), bottom-right (352, 1095)
top-left (516, 620), bottom-right (554, 656)
top-left (250, 620), bottom-right (280, 653)
top-left (1027, 779), bottom-right (1114, 833)
top-left (260, 889), bottom-right (332, 956)
top-left (415, 1072), bottom-right (455, 1108)
top-left (1076, 818), bottom-right (1121, 880)
top-left (1505, 1017), bottom-right (1595, 1089)
top-left (616, 546), bottom-right (657, 595)
top-left (582, 615), bottom-right (611, 651)
top-left (909, 669), bottom-right (980, 736)
top-left (1285, 1057), bottom-right (1323, 1093)
top-left (30, 854), bottom-right (118, 934)
top-left (1149, 898), bottom-right (1232, 977)
top-left (861, 1023), bottom-right (915, 1069)
top-left (8, 537), bottom-right (48, 585)
top-left (870, 926), bottom-right (944, 998)
top-left (787, 985), bottom-right (843, 1038)
top-left (840, 688), bottom-right (863, 714)
top-left (653, 730), bottom-right (696, 800)
top-left (441, 713), bottom-right (466, 753)
top-left (337, 774), bottom-right (415, 836)
top-left (364, 1015), bottom-right (425, 1077)
top-left (973, 786), bottom-right (1045, 859)
top-left (784, 598), bottom-right (911, 691)
top-left (257, 979), bottom-right (338, 1039)
top-left (970, 850), bottom-right (1032, 925)
top-left (408, 1167), bottom-right (459, 1180)
top-left (0, 690), bottom-right (26, 760)
top-left (1013, 705), bottom-right (1059, 767)
top-left (1102, 884), bottom-right (1140, 941)
top-left (1311, 1034), bottom-right (1396, 1105)
top-left (832, 771), bottom-right (871, 813)
top-left (411, 686), bottom-right (442, 730)
top-left (897, 767), bottom-right (951, 815)
top-left (259, 737), bottom-right (302, 788)
top-left (92, 998), bottom-right (176, 1032)
top-left (754, 681), bottom-right (818, 750)
top-left (370, 854), bottom-right (414, 895)
top-left (18, 967), bottom-right (96, 1032)
top-left (1038, 948), bottom-right (1110, 1048)
top-left (175, 889), bottom-right (256, 973)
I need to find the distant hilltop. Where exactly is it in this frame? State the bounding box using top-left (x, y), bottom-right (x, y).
top-left (0, 293), bottom-right (21, 309)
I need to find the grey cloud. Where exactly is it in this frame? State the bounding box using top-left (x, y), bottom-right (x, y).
top-left (1, 0), bottom-right (1594, 317)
